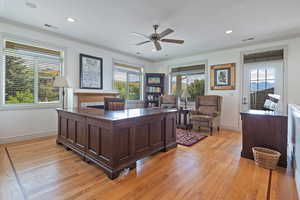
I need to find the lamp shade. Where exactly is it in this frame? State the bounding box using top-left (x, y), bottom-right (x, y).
top-left (53, 76), bottom-right (69, 88)
top-left (181, 89), bottom-right (190, 98)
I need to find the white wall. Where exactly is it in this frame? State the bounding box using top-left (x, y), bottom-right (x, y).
top-left (0, 21), bottom-right (152, 143)
top-left (1, 19), bottom-right (300, 142)
top-left (151, 37), bottom-right (300, 130)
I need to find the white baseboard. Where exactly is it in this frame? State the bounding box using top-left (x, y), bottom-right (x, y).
top-left (221, 125), bottom-right (241, 132)
top-left (0, 130), bottom-right (57, 144)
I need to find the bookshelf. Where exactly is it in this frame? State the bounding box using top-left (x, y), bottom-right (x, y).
top-left (144, 73), bottom-right (165, 108)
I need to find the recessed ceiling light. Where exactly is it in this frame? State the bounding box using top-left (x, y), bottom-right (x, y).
top-left (25, 2), bottom-right (37, 8)
top-left (67, 17), bottom-right (76, 23)
top-left (152, 49), bottom-right (157, 52)
top-left (225, 30), bottom-right (233, 34)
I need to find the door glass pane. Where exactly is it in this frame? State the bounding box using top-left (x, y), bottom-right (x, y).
top-left (128, 73), bottom-right (140, 100)
top-left (266, 79), bottom-right (275, 90)
top-left (267, 68), bottom-right (275, 80)
top-left (113, 70), bottom-right (127, 99)
top-left (249, 68), bottom-right (275, 110)
top-left (250, 80), bottom-right (258, 92)
top-left (258, 69), bottom-right (266, 80)
top-left (5, 55), bottom-right (34, 104)
top-left (250, 69), bottom-right (258, 81)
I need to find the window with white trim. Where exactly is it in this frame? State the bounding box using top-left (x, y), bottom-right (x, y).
top-left (170, 64), bottom-right (206, 101)
top-left (1, 40), bottom-right (63, 106)
top-left (113, 63), bottom-right (142, 100)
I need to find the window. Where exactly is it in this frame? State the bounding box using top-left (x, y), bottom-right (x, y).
top-left (113, 63), bottom-right (142, 100)
top-left (171, 65), bottom-right (206, 102)
top-left (2, 40), bottom-right (63, 106)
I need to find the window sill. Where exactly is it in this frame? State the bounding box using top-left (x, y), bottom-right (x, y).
top-left (0, 103), bottom-right (63, 111)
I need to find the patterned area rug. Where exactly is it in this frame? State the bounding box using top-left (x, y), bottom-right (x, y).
top-left (176, 129), bottom-right (207, 146)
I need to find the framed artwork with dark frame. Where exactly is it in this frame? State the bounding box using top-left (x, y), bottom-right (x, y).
top-left (210, 63), bottom-right (236, 90)
top-left (80, 54), bottom-right (103, 89)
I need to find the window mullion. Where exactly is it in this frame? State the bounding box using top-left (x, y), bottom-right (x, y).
top-left (1, 54), bottom-right (5, 105)
top-left (34, 59), bottom-right (39, 104)
top-left (126, 72), bottom-right (129, 100)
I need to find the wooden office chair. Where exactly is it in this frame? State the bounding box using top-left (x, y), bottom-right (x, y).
top-left (104, 97), bottom-right (125, 110)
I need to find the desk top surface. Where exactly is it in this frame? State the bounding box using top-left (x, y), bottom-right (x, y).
top-left (240, 109), bottom-right (287, 117)
top-left (57, 107), bottom-right (178, 121)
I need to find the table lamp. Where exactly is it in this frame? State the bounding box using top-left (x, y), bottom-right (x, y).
top-left (53, 76), bottom-right (69, 109)
top-left (181, 89), bottom-right (190, 109)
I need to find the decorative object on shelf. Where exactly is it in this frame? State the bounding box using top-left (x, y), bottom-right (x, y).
top-left (144, 73), bottom-right (165, 108)
top-left (181, 89), bottom-right (190, 109)
top-left (210, 63), bottom-right (236, 90)
top-left (80, 54), bottom-right (103, 89)
top-left (53, 76), bottom-right (69, 109)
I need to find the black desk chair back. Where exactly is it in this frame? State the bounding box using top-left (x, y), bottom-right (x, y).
top-left (104, 97), bottom-right (125, 110)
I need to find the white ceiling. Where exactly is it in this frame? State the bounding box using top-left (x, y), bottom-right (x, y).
top-left (1, 0), bottom-right (300, 62)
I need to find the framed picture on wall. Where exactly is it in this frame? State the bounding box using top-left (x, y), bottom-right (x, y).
top-left (80, 54), bottom-right (103, 89)
top-left (210, 63), bottom-right (236, 90)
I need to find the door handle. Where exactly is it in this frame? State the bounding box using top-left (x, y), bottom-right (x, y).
top-left (242, 97), bottom-right (248, 105)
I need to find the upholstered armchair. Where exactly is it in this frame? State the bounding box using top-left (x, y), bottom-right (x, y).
top-left (159, 95), bottom-right (177, 109)
top-left (190, 95), bottom-right (222, 135)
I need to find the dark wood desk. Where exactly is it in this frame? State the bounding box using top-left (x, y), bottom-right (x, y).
top-left (57, 107), bottom-right (177, 179)
top-left (240, 110), bottom-right (288, 167)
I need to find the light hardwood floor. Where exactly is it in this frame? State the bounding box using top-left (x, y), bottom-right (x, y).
top-left (0, 130), bottom-right (298, 200)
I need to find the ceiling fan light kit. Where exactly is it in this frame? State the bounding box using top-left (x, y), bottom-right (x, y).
top-left (133, 24), bottom-right (184, 51)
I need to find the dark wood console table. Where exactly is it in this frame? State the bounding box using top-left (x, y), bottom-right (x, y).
top-left (240, 110), bottom-right (288, 167)
top-left (177, 108), bottom-right (192, 130)
top-left (57, 107), bottom-right (177, 179)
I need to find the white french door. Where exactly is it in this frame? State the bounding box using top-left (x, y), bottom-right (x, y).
top-left (242, 60), bottom-right (284, 112)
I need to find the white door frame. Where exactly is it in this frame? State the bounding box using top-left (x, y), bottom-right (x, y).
top-left (239, 45), bottom-right (288, 114)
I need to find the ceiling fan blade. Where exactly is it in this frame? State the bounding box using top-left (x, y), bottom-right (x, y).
top-left (154, 41), bottom-right (162, 51)
top-left (136, 41), bottom-right (151, 45)
top-left (132, 32), bottom-right (150, 39)
top-left (159, 28), bottom-right (174, 38)
top-left (161, 39), bottom-right (184, 44)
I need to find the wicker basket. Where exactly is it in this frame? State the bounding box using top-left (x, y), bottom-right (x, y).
top-left (252, 147), bottom-right (281, 170)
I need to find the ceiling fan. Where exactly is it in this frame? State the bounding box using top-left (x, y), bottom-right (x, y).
top-left (132, 25), bottom-right (184, 51)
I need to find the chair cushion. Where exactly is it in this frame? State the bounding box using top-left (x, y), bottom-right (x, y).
top-left (191, 115), bottom-right (213, 120)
